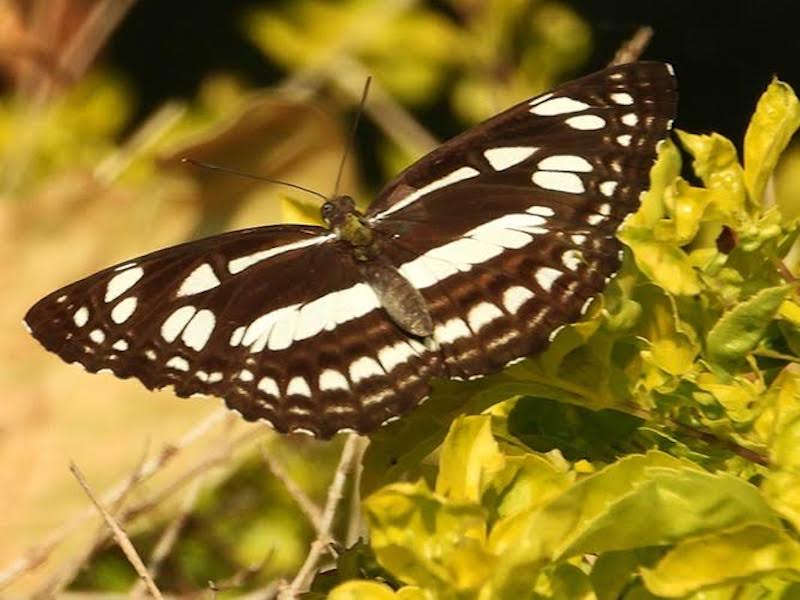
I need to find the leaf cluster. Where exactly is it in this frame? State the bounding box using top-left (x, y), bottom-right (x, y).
top-left (324, 77), bottom-right (800, 600)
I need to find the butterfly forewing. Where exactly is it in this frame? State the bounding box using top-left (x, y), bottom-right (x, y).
top-left (25, 226), bottom-right (440, 437)
top-left (25, 61), bottom-right (677, 437)
top-left (368, 62), bottom-right (676, 378)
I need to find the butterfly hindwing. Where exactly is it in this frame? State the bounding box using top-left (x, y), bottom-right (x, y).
top-left (368, 62), bottom-right (676, 378)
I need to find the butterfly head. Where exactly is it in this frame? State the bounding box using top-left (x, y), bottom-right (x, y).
top-left (321, 195), bottom-right (373, 248)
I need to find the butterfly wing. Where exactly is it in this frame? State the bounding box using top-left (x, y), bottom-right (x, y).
top-left (367, 61), bottom-right (677, 378)
top-left (25, 225), bottom-right (440, 437)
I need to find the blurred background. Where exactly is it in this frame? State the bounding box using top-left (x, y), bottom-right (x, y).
top-left (2, 0), bottom-right (800, 595)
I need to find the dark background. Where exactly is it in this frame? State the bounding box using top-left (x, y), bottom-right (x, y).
top-left (106, 0), bottom-right (800, 148)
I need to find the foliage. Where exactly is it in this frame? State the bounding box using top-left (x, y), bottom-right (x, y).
top-left (325, 78), bottom-right (800, 599)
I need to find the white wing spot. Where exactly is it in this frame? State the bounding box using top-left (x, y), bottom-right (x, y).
top-left (467, 302), bottom-right (504, 331)
top-left (258, 377), bottom-right (279, 397)
top-left (527, 205), bottom-right (555, 217)
top-left (362, 390), bottom-right (393, 407)
top-left (434, 318), bottom-right (472, 344)
top-left (616, 134), bottom-right (632, 147)
top-left (622, 113), bottom-right (639, 126)
top-left (610, 92), bottom-right (634, 105)
top-left (530, 96), bottom-right (590, 116)
top-left (105, 267), bottom-right (144, 303)
top-left (208, 372), bottom-right (224, 383)
top-left (145, 349), bottom-right (157, 360)
top-left (228, 236), bottom-right (330, 275)
top-left (503, 286), bottom-right (535, 314)
top-left (73, 306), bottom-right (89, 328)
top-left (562, 250), bottom-right (584, 271)
top-left (196, 370), bottom-right (209, 382)
top-left (599, 181), bottom-right (618, 197)
top-left (349, 356), bottom-right (384, 383)
top-left (598, 203), bottom-right (611, 216)
top-left (587, 214), bottom-right (605, 225)
top-left (375, 166), bottom-right (481, 218)
top-left (57, 295), bottom-right (67, 303)
top-left (112, 339), bottom-right (129, 351)
top-left (532, 171), bottom-right (585, 194)
top-left (287, 376), bottom-right (312, 397)
top-left (565, 115), bottom-right (606, 130)
top-left (483, 146), bottom-right (538, 171)
top-left (114, 262), bottom-right (137, 272)
top-left (161, 306), bottom-right (197, 343)
top-left (377, 343), bottom-right (414, 373)
top-left (238, 369), bottom-right (254, 382)
top-left (89, 329), bottom-right (106, 344)
top-left (467, 223), bottom-right (532, 249)
top-left (166, 356), bottom-right (190, 371)
top-left (535, 267), bottom-right (562, 292)
top-left (111, 297), bottom-right (137, 324)
top-left (243, 304), bottom-right (299, 351)
top-left (571, 234), bottom-right (587, 245)
top-left (528, 92), bottom-right (553, 106)
top-left (230, 326), bottom-right (245, 346)
top-left (177, 263), bottom-right (220, 297)
top-left (319, 369), bottom-right (349, 392)
top-left (182, 309), bottom-right (216, 351)
top-left (538, 154), bottom-right (593, 172)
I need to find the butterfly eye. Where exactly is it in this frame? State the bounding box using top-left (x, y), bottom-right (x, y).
top-left (321, 202), bottom-right (335, 222)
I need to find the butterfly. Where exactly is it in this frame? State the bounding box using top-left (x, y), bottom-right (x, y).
top-left (24, 61), bottom-right (677, 439)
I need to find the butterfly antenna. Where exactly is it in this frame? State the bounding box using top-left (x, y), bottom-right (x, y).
top-left (181, 158), bottom-right (329, 202)
top-left (332, 76), bottom-right (372, 198)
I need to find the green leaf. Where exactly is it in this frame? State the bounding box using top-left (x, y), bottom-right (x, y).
top-left (486, 452), bottom-right (778, 596)
top-left (706, 285), bottom-right (793, 366)
top-left (744, 78), bottom-right (800, 205)
top-left (626, 139), bottom-right (682, 228)
top-left (641, 524), bottom-right (800, 597)
top-left (618, 228), bottom-right (702, 295)
top-left (677, 130), bottom-right (746, 213)
top-left (328, 581), bottom-right (430, 600)
top-left (435, 415), bottom-right (506, 503)
top-left (490, 453), bottom-right (573, 522)
top-left (365, 480), bottom-right (493, 593)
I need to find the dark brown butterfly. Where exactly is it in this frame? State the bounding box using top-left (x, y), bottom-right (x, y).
top-left (25, 62), bottom-right (677, 438)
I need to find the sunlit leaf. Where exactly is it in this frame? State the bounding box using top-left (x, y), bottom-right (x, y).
top-left (641, 524), bottom-right (800, 597)
top-left (744, 78), bottom-right (800, 205)
top-left (706, 285), bottom-right (792, 366)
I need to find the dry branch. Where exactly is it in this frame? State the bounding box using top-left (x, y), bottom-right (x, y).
top-left (70, 462), bottom-right (164, 600)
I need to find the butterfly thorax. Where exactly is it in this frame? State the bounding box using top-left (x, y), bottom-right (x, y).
top-left (320, 194), bottom-right (432, 336)
top-left (321, 195), bottom-right (376, 261)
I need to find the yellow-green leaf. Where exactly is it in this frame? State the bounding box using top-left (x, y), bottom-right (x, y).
top-left (641, 524), bottom-right (800, 597)
top-left (744, 78), bottom-right (800, 205)
top-left (435, 415), bottom-right (505, 503)
top-left (706, 285), bottom-right (793, 366)
top-left (328, 581), bottom-right (430, 600)
top-left (677, 130), bottom-right (746, 213)
top-left (365, 480), bottom-right (492, 593)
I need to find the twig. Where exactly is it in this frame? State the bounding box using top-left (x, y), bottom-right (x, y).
top-left (278, 435), bottom-right (362, 599)
top-left (261, 445), bottom-right (323, 533)
top-left (69, 462), bottom-right (164, 600)
top-left (0, 409), bottom-right (233, 590)
top-left (130, 477), bottom-right (203, 599)
top-left (32, 442), bottom-right (153, 598)
top-left (609, 26), bottom-right (654, 66)
top-left (59, 0), bottom-right (139, 82)
top-left (345, 437), bottom-right (369, 547)
top-left (122, 426), bottom-right (265, 521)
top-left (94, 101), bottom-right (187, 184)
